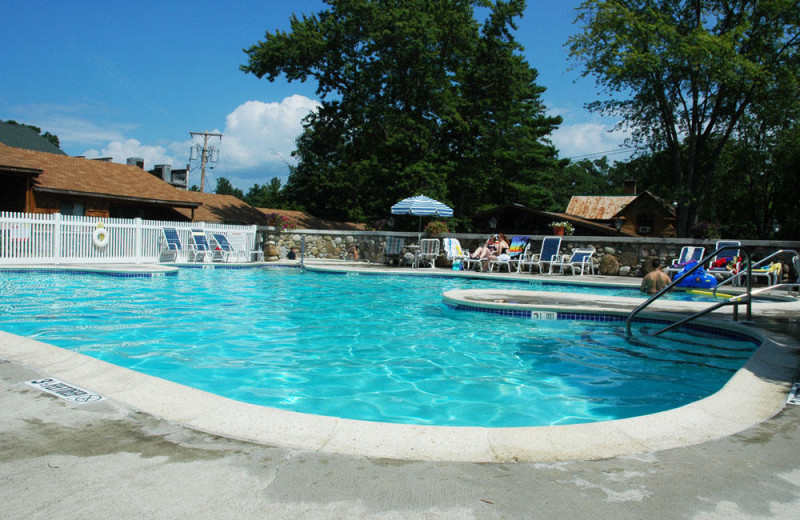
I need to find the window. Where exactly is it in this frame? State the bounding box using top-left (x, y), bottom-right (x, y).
top-left (637, 214), bottom-right (653, 235)
top-left (59, 200), bottom-right (86, 216)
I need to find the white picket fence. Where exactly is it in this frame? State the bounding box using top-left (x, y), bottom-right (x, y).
top-left (0, 212), bottom-right (258, 265)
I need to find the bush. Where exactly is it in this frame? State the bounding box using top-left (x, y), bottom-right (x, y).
top-left (424, 220), bottom-right (450, 236)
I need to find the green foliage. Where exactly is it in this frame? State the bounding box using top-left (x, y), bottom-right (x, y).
top-left (244, 177), bottom-right (284, 208)
top-left (424, 220), bottom-right (450, 236)
top-left (214, 177), bottom-right (245, 199)
top-left (265, 212), bottom-right (298, 231)
top-left (3, 119), bottom-right (61, 148)
top-left (568, 0), bottom-right (800, 236)
top-left (243, 0), bottom-right (562, 225)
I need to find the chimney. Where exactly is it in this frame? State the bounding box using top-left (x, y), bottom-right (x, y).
top-left (623, 179), bottom-right (637, 195)
top-left (126, 157), bottom-right (144, 169)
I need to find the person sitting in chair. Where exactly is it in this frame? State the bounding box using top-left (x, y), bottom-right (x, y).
top-left (471, 235), bottom-right (498, 260)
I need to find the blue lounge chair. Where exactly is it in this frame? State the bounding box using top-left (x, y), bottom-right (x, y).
top-left (554, 248), bottom-right (595, 275)
top-left (159, 227), bottom-right (184, 262)
top-left (519, 236), bottom-right (562, 274)
top-left (707, 240), bottom-right (741, 280)
top-left (384, 236), bottom-right (405, 265)
top-left (210, 233), bottom-right (238, 262)
top-left (488, 235), bottom-right (529, 272)
top-left (188, 228), bottom-right (214, 262)
top-left (666, 246), bottom-right (706, 278)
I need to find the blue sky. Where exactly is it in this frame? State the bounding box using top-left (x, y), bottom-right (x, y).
top-left (1, 0), bottom-right (629, 192)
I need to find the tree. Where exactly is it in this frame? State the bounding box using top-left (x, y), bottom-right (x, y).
top-left (244, 178), bottom-right (284, 208)
top-left (214, 177), bottom-right (245, 200)
top-left (3, 119), bottom-right (61, 149)
top-left (568, 0), bottom-right (800, 236)
top-left (242, 0), bottom-right (561, 225)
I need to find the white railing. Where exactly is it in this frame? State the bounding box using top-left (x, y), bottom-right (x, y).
top-left (0, 212), bottom-right (258, 265)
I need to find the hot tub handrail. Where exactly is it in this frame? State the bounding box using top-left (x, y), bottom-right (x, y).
top-left (625, 246), bottom-right (753, 337)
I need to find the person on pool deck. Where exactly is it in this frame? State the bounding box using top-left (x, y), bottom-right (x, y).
top-left (484, 233), bottom-right (510, 269)
top-left (471, 235), bottom-right (499, 260)
top-left (641, 258), bottom-right (671, 294)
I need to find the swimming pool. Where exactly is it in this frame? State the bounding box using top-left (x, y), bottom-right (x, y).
top-left (0, 268), bottom-right (758, 427)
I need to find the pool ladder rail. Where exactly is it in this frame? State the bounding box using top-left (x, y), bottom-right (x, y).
top-left (626, 247), bottom-right (799, 337)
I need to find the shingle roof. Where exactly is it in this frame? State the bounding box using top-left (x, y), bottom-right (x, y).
top-left (173, 190), bottom-right (267, 225)
top-left (0, 122), bottom-right (66, 155)
top-left (256, 208), bottom-right (366, 231)
top-left (0, 142), bottom-right (197, 208)
top-left (565, 195), bottom-right (638, 220)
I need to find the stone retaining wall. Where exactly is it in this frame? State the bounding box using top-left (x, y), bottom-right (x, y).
top-left (259, 228), bottom-right (800, 278)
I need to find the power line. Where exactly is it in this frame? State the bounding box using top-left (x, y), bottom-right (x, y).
top-left (566, 147), bottom-right (637, 161)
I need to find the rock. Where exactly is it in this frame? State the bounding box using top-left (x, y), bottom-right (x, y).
top-left (604, 246), bottom-right (616, 255)
top-left (619, 266), bottom-right (631, 276)
top-left (599, 255), bottom-right (620, 275)
top-left (619, 251), bottom-right (638, 266)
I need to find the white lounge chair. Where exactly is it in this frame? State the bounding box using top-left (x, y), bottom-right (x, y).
top-left (188, 228), bottom-right (215, 262)
top-left (519, 236), bottom-right (562, 274)
top-left (553, 248), bottom-right (595, 275)
top-left (417, 238), bottom-right (440, 268)
top-left (442, 237), bottom-right (481, 271)
top-left (159, 227), bottom-right (184, 262)
top-left (707, 240), bottom-right (741, 280)
top-left (488, 235), bottom-right (529, 272)
top-left (666, 246), bottom-right (706, 278)
top-left (210, 233), bottom-right (238, 262)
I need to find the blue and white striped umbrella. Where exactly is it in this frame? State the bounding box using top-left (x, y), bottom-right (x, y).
top-left (391, 195), bottom-right (453, 239)
top-left (390, 195), bottom-right (453, 217)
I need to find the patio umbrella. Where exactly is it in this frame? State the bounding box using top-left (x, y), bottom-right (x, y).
top-left (390, 195), bottom-right (453, 240)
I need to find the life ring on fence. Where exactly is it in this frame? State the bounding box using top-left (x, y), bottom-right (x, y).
top-left (92, 223), bottom-right (110, 249)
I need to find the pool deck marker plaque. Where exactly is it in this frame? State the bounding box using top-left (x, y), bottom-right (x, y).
top-left (788, 382), bottom-right (800, 406)
top-left (26, 378), bottom-right (106, 405)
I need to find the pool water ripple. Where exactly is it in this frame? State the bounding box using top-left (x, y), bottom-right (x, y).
top-left (0, 268), bottom-right (758, 427)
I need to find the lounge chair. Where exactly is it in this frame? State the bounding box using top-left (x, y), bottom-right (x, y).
top-left (553, 248), bottom-right (595, 275)
top-left (384, 236), bottom-right (405, 265)
top-left (707, 240), bottom-right (741, 280)
top-left (665, 246), bottom-right (706, 278)
top-left (188, 228), bottom-right (215, 262)
top-left (210, 233), bottom-right (238, 262)
top-left (417, 238), bottom-right (440, 268)
top-left (519, 236), bottom-right (562, 274)
top-left (442, 237), bottom-right (481, 271)
top-left (227, 231), bottom-right (264, 262)
top-left (488, 235), bottom-right (529, 272)
top-left (159, 227), bottom-right (184, 262)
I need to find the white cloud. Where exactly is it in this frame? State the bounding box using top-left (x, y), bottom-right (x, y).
top-left (83, 138), bottom-right (174, 168)
top-left (75, 95), bottom-right (320, 187)
top-left (220, 95), bottom-right (320, 170)
top-left (551, 121), bottom-right (633, 162)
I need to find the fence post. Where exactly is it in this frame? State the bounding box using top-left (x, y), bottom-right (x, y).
top-left (53, 213), bottom-right (62, 265)
top-left (134, 218), bottom-right (143, 264)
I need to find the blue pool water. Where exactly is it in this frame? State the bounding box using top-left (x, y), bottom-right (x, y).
top-left (0, 268), bottom-right (757, 427)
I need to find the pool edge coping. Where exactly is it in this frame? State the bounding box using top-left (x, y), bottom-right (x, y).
top-left (1, 325), bottom-right (796, 462)
top-left (1, 262), bottom-right (797, 462)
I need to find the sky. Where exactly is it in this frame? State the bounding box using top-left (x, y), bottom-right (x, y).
top-left (0, 0), bottom-right (631, 193)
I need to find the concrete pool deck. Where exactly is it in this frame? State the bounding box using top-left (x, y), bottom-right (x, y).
top-left (2, 262), bottom-right (800, 518)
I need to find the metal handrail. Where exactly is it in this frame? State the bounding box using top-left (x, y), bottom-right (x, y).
top-left (627, 247), bottom-right (799, 337)
top-left (713, 249), bottom-right (798, 297)
top-left (625, 246), bottom-right (753, 337)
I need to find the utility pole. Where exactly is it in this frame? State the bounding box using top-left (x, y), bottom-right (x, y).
top-left (189, 131), bottom-right (222, 192)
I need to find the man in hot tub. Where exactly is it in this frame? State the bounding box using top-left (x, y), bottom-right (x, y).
top-left (641, 258), bottom-right (671, 294)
